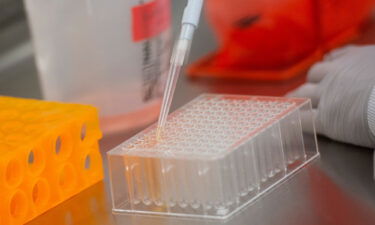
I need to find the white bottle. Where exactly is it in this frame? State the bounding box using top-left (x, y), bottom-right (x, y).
top-left (24, 0), bottom-right (172, 134)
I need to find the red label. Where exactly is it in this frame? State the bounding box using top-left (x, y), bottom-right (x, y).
top-left (132, 0), bottom-right (171, 42)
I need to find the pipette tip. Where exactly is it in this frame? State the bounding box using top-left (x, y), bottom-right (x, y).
top-left (156, 126), bottom-right (164, 142)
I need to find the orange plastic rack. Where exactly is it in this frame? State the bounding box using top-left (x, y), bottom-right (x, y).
top-left (0, 96), bottom-right (103, 225)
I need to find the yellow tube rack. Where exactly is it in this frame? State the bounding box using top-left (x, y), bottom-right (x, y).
top-left (0, 96), bottom-right (103, 225)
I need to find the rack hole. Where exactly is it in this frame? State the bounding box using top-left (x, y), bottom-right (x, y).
top-left (80, 124), bottom-right (87, 141)
top-left (32, 179), bottom-right (50, 207)
top-left (10, 191), bottom-right (28, 219)
top-left (54, 135), bottom-right (73, 160)
top-left (27, 148), bottom-right (46, 175)
top-left (84, 155), bottom-right (91, 170)
top-left (5, 159), bottom-right (23, 187)
top-left (28, 151), bottom-right (34, 165)
top-left (55, 136), bottom-right (62, 155)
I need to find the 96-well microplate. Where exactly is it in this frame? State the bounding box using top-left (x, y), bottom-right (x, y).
top-left (108, 94), bottom-right (319, 219)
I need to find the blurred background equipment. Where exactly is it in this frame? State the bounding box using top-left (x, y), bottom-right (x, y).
top-left (0, 0), bottom-right (24, 28)
top-left (24, 0), bottom-right (172, 135)
top-left (188, 0), bottom-right (375, 81)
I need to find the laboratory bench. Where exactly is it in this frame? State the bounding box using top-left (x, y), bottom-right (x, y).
top-left (1, 2), bottom-right (375, 225)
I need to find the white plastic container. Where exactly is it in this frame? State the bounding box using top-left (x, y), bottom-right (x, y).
top-left (108, 94), bottom-right (319, 219)
top-left (24, 0), bottom-right (172, 134)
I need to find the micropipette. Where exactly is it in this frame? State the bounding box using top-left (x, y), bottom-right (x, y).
top-left (157, 0), bottom-right (204, 138)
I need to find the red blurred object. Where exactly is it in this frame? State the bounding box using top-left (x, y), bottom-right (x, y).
top-left (188, 0), bottom-right (375, 81)
top-left (319, 0), bottom-right (374, 50)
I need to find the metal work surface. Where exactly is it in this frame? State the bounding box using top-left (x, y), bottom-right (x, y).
top-left (0, 2), bottom-right (375, 225)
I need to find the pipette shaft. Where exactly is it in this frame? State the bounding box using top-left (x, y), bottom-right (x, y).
top-left (157, 0), bottom-right (204, 137)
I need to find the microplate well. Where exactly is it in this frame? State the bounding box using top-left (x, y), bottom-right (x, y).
top-left (107, 94), bottom-right (319, 219)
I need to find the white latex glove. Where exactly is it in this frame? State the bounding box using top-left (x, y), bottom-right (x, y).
top-left (288, 45), bottom-right (375, 148)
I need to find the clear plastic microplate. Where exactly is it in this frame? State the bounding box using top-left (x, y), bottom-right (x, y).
top-left (107, 94), bottom-right (319, 219)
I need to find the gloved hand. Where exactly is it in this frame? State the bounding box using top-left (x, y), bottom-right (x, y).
top-left (288, 45), bottom-right (375, 148)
